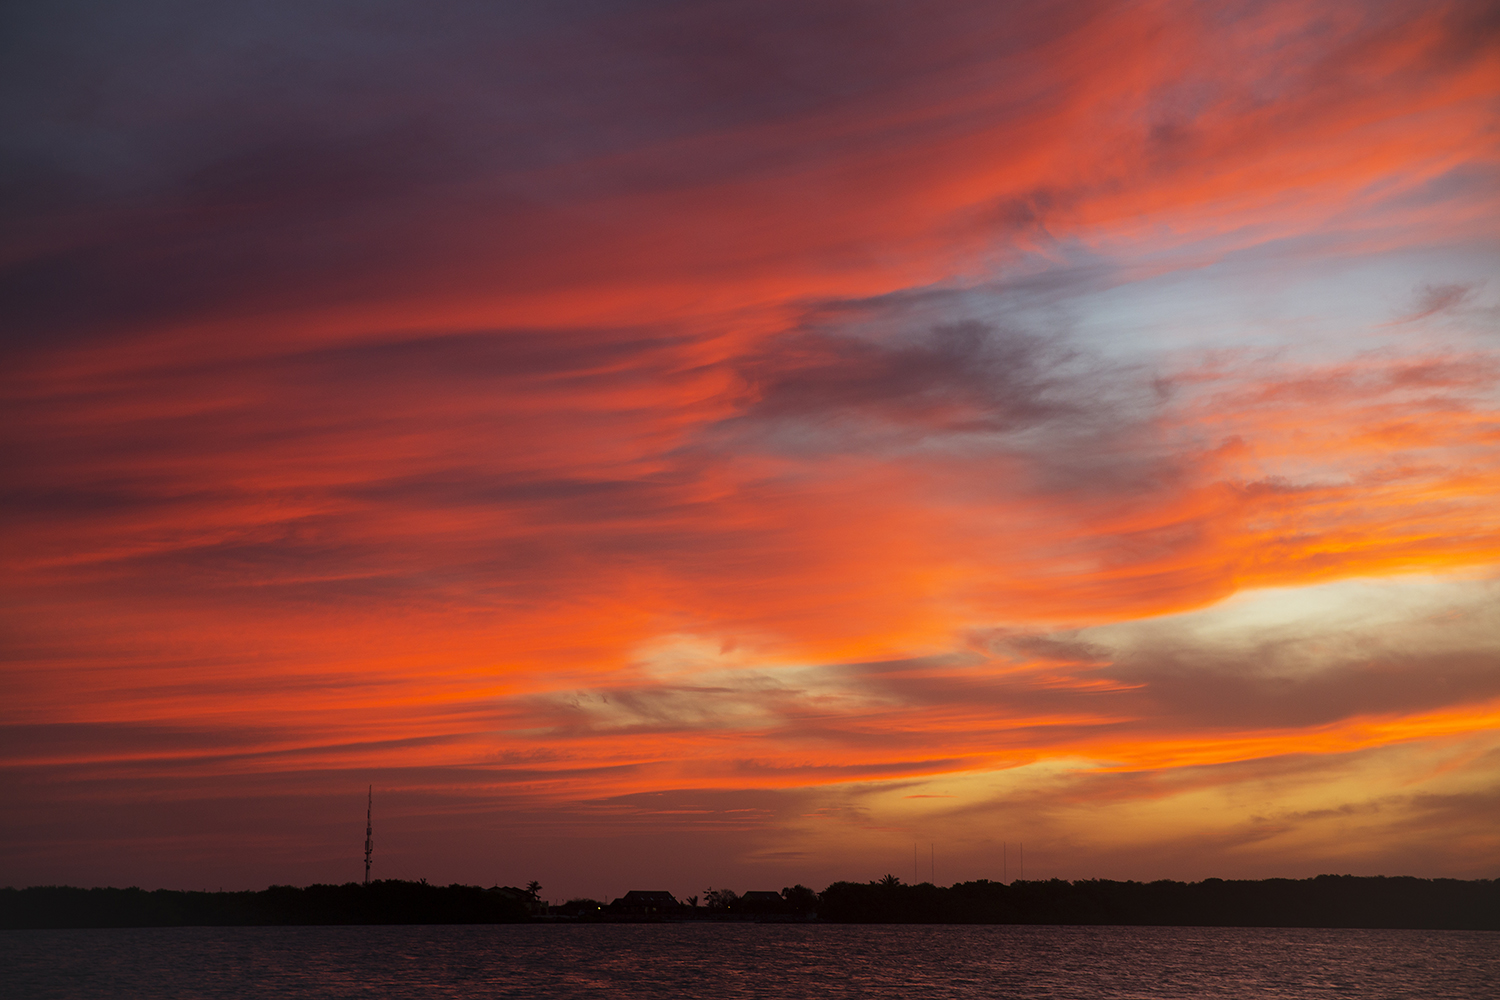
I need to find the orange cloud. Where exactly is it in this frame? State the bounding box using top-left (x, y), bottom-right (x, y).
top-left (2, 0), bottom-right (1498, 893)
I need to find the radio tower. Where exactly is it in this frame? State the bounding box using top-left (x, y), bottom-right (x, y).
top-left (363, 785), bottom-right (374, 885)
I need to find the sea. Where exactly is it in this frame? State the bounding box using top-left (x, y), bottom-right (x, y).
top-left (2, 923), bottom-right (1495, 999)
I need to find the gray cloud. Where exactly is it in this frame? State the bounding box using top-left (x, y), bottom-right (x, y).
top-left (1404, 281), bottom-right (1479, 322)
top-left (738, 321), bottom-right (1077, 434)
top-left (1108, 645), bottom-right (1500, 730)
top-left (720, 301), bottom-right (1164, 463)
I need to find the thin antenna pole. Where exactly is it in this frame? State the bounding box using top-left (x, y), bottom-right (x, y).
top-left (1019, 842), bottom-right (1022, 882)
top-left (363, 785), bottom-right (373, 885)
top-left (1004, 842), bottom-right (1007, 883)
top-left (930, 843), bottom-right (935, 884)
top-left (914, 842), bottom-right (919, 884)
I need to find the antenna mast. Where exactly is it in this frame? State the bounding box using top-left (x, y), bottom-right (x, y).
top-left (363, 785), bottom-right (373, 885)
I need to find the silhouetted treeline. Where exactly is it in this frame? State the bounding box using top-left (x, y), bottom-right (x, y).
top-left (0, 880), bottom-right (530, 929)
top-left (817, 875), bottom-right (1500, 929)
top-left (5, 875), bottom-right (1496, 929)
top-left (600, 886), bottom-right (820, 920)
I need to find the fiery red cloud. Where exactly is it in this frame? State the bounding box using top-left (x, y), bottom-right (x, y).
top-left (2, 0), bottom-right (1498, 897)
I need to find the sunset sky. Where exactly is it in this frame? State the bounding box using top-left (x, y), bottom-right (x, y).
top-left (3, 0), bottom-right (1498, 902)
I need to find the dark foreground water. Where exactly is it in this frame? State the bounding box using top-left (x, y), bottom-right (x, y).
top-left (2, 924), bottom-right (1496, 999)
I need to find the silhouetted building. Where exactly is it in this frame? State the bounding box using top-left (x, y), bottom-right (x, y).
top-left (607, 890), bottom-right (681, 916)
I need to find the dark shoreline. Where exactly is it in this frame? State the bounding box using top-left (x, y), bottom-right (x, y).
top-left (4, 875), bottom-right (1497, 931)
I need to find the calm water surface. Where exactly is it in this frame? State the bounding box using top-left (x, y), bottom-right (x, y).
top-left (3, 923), bottom-right (1495, 999)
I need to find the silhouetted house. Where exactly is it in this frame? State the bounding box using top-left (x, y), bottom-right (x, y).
top-left (607, 890), bottom-right (682, 916)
